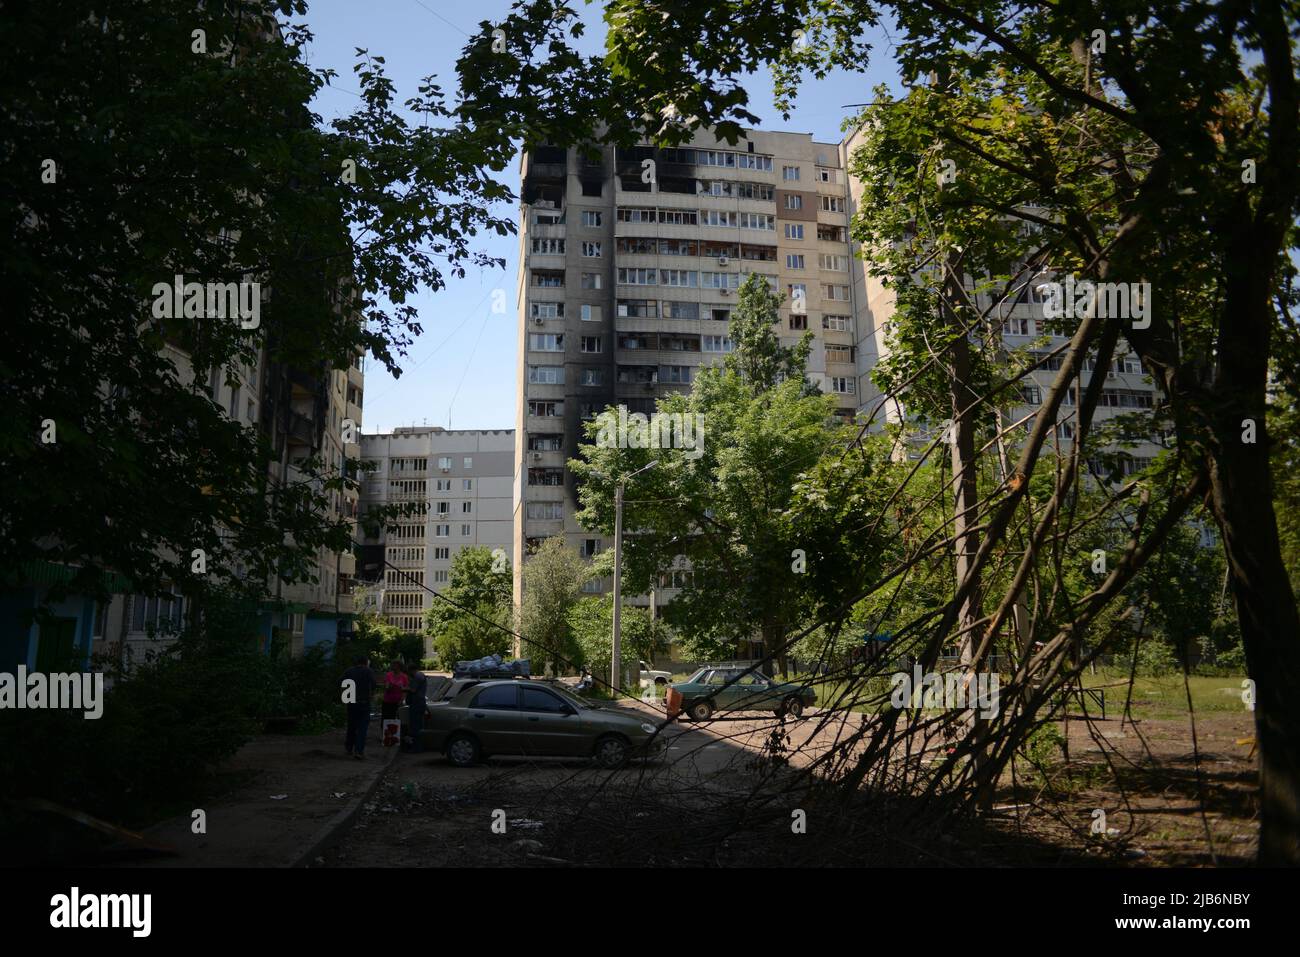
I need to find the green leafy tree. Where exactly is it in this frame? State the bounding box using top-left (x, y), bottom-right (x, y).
top-left (572, 276), bottom-right (891, 674)
top-left (519, 537), bottom-right (588, 673)
top-left (568, 596), bottom-right (668, 685)
top-left (3, 0), bottom-right (515, 610)
top-left (424, 546), bottom-right (513, 667)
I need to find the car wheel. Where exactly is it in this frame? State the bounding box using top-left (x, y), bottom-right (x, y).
top-left (445, 733), bottom-right (480, 768)
top-left (594, 734), bottom-right (629, 769)
top-left (654, 676), bottom-right (667, 686)
top-left (781, 696), bottom-right (804, 718)
top-left (688, 699), bottom-right (714, 722)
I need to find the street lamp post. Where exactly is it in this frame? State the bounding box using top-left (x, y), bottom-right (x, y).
top-left (611, 460), bottom-right (657, 698)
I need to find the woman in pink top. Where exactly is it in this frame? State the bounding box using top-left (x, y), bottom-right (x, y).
top-left (381, 660), bottom-right (409, 721)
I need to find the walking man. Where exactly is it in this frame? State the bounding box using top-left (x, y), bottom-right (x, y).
top-left (343, 654), bottom-right (376, 760)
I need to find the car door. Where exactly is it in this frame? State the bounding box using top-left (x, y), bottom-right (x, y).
top-left (464, 684), bottom-right (523, 754)
top-left (732, 673), bottom-right (771, 711)
top-left (707, 669), bottom-right (740, 711)
top-left (519, 685), bottom-right (583, 756)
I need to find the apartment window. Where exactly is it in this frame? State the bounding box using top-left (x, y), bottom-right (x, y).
top-left (822, 283), bottom-right (850, 301)
top-left (819, 254), bottom-right (848, 271)
top-left (784, 194), bottom-right (803, 210)
top-left (735, 182), bottom-right (775, 200)
top-left (782, 166), bottom-right (801, 181)
top-left (739, 212), bottom-right (775, 230)
top-left (581, 180), bottom-right (602, 197)
top-left (1120, 356), bottom-right (1144, 375)
top-left (581, 210), bottom-right (602, 227)
top-left (531, 302), bottom-right (563, 319)
top-left (531, 238), bottom-right (565, 255)
top-left (822, 315), bottom-right (851, 334)
top-left (433, 570), bottom-right (449, 584)
top-left (819, 195), bottom-right (846, 213)
top-left (582, 241), bottom-right (602, 257)
top-left (662, 365), bottom-right (693, 384)
top-left (461, 501), bottom-right (472, 514)
top-left (527, 501), bottom-right (564, 520)
top-left (702, 271), bottom-right (741, 289)
top-left (436, 500), bottom-right (450, 515)
top-left (228, 384), bottom-right (240, 420)
top-left (785, 254), bottom-right (805, 269)
top-left (528, 365), bottom-right (564, 384)
top-left (617, 299), bottom-right (658, 318)
top-left (528, 468), bottom-right (565, 486)
top-left (435, 524), bottom-right (450, 537)
top-left (437, 456), bottom-right (452, 469)
top-left (581, 336), bottom-right (602, 353)
top-left (581, 272), bottom-right (602, 289)
top-left (701, 210), bottom-right (737, 228)
top-left (1002, 317), bottom-right (1034, 336)
top-left (463, 457), bottom-right (472, 469)
top-left (703, 335), bottom-right (734, 352)
top-left (528, 400), bottom-right (563, 416)
top-left (463, 478), bottom-right (473, 490)
top-left (461, 524), bottom-right (472, 536)
top-left (826, 345), bottom-right (855, 364)
top-left (661, 269), bottom-right (698, 287)
top-left (789, 314), bottom-right (808, 331)
top-left (818, 225), bottom-right (847, 242)
top-left (617, 207), bottom-right (656, 223)
top-left (711, 308), bottom-right (732, 322)
top-left (658, 209), bottom-right (698, 225)
top-left (529, 333), bottom-right (564, 351)
top-left (830, 376), bottom-right (856, 394)
top-left (816, 167), bottom-right (837, 183)
top-left (617, 268), bottom-right (657, 285)
top-left (784, 224), bottom-right (804, 240)
top-left (433, 546), bottom-right (450, 560)
top-left (533, 271), bottom-right (564, 287)
top-left (580, 368), bottom-right (604, 386)
top-left (528, 433), bottom-right (563, 451)
top-left (788, 283), bottom-right (808, 310)
top-left (663, 301), bottom-right (699, 320)
top-left (1021, 385), bottom-right (1043, 405)
top-left (579, 539), bottom-right (601, 558)
top-left (580, 304), bottom-right (601, 322)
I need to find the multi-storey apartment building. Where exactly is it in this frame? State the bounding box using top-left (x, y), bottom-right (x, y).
top-left (512, 130), bottom-right (860, 609)
top-left (359, 428), bottom-right (514, 653)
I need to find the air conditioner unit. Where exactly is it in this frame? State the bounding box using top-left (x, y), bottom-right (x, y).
top-left (440, 467), bottom-right (450, 473)
top-left (717, 256), bottom-right (729, 266)
top-left (533, 316), bottom-right (545, 325)
top-left (531, 452), bottom-right (543, 461)
top-left (720, 288), bottom-right (730, 295)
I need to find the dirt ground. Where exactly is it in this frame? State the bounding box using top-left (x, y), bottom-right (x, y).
top-left (315, 706), bottom-right (1259, 868)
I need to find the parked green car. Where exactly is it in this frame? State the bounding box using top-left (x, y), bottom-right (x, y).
top-left (421, 678), bottom-right (668, 769)
top-left (669, 665), bottom-right (817, 721)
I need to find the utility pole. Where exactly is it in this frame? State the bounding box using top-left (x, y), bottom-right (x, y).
top-left (611, 460), bottom-right (657, 698)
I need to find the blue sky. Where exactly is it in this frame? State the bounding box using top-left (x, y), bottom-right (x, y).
top-left (301, 0), bottom-right (900, 433)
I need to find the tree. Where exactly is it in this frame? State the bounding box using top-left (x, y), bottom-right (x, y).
top-left (571, 275), bottom-right (892, 675)
top-left (2, 0), bottom-right (515, 610)
top-left (519, 537), bottom-right (588, 674)
top-left (568, 596), bottom-right (668, 685)
top-left (424, 546), bottom-right (513, 667)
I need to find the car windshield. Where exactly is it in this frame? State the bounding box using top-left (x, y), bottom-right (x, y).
top-left (686, 668), bottom-right (709, 683)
